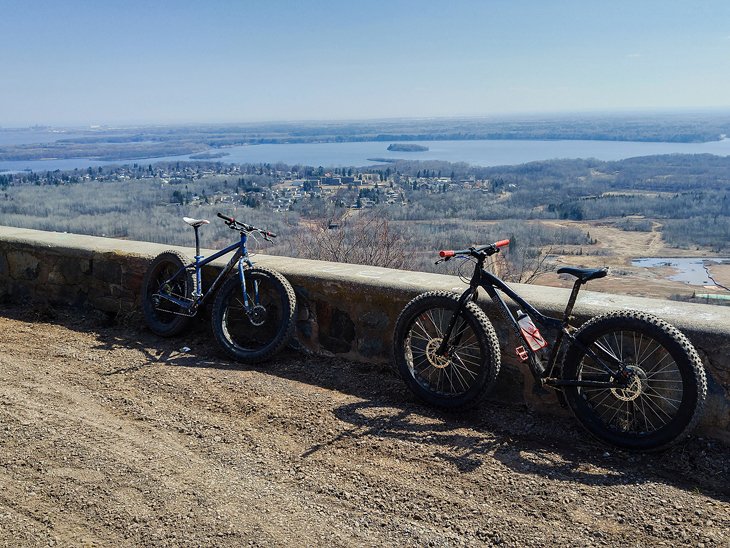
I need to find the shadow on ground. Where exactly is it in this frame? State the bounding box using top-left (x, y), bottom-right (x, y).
top-left (6, 303), bottom-right (730, 501)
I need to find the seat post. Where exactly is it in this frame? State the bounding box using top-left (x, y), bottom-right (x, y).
top-left (562, 279), bottom-right (584, 323)
top-left (193, 225), bottom-right (201, 258)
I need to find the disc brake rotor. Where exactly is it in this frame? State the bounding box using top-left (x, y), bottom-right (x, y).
top-left (248, 304), bottom-right (268, 327)
top-left (425, 338), bottom-right (451, 369)
top-left (611, 365), bottom-right (648, 401)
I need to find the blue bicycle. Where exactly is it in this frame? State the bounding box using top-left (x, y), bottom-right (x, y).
top-left (142, 212), bottom-right (296, 363)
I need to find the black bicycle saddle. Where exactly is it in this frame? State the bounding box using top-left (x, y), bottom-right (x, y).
top-left (556, 266), bottom-right (608, 283)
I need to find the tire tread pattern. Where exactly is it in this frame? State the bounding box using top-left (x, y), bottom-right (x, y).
top-left (393, 290), bottom-right (501, 411)
top-left (142, 250), bottom-right (195, 337)
top-left (211, 267), bottom-right (297, 364)
top-left (563, 309), bottom-right (707, 450)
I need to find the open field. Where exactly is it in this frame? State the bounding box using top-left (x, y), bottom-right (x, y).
top-left (535, 220), bottom-right (730, 300)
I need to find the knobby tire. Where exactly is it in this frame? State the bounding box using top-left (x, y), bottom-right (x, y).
top-left (142, 250), bottom-right (195, 337)
top-left (211, 267), bottom-right (296, 364)
top-left (562, 310), bottom-right (707, 451)
top-left (393, 291), bottom-right (501, 410)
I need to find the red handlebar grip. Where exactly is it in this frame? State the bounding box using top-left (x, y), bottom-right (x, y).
top-left (495, 239), bottom-right (510, 248)
top-left (439, 250), bottom-right (455, 258)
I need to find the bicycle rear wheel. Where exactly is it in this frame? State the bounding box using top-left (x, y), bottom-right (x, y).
top-left (142, 250), bottom-right (195, 337)
top-left (562, 310), bottom-right (707, 450)
top-left (393, 291), bottom-right (501, 410)
top-left (211, 267), bottom-right (296, 364)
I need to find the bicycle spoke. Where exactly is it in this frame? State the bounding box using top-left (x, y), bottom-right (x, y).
top-left (576, 326), bottom-right (691, 435)
top-left (405, 305), bottom-right (487, 397)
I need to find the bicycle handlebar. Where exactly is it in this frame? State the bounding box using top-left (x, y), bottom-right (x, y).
top-left (438, 239), bottom-right (509, 259)
top-left (217, 212), bottom-right (277, 238)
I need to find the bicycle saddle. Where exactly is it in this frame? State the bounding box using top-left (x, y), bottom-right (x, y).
top-left (557, 266), bottom-right (608, 283)
top-left (183, 217), bottom-right (210, 227)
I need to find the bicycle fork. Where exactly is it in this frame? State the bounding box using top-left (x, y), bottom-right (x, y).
top-left (237, 256), bottom-right (269, 327)
top-left (238, 256), bottom-right (255, 310)
top-left (435, 288), bottom-right (477, 357)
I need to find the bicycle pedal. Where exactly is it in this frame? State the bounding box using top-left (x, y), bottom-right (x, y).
top-left (515, 346), bottom-right (529, 362)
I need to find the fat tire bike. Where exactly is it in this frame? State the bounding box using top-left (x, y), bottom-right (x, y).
top-left (393, 240), bottom-right (707, 450)
top-left (142, 212), bottom-right (297, 364)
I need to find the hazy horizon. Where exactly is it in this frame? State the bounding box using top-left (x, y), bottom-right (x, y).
top-left (4, 107), bottom-right (730, 132)
top-left (2, 1), bottom-right (730, 127)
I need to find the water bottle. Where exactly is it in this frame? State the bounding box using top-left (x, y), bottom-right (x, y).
top-left (516, 310), bottom-right (547, 352)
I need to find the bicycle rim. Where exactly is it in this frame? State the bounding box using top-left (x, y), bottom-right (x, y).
top-left (575, 329), bottom-right (685, 436)
top-left (221, 275), bottom-right (285, 352)
top-left (405, 307), bottom-right (484, 397)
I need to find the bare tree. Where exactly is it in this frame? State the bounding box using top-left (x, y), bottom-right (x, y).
top-left (290, 210), bottom-right (407, 269)
top-left (496, 245), bottom-right (554, 284)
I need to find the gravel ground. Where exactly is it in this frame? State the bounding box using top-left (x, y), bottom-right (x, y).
top-left (0, 305), bottom-right (728, 547)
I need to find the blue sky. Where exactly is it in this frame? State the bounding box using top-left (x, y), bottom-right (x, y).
top-left (1, 0), bottom-right (729, 126)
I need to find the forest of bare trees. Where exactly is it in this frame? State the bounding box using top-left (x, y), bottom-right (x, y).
top-left (1, 153), bottom-right (729, 280)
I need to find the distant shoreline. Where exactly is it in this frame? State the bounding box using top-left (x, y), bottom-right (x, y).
top-left (189, 151), bottom-right (230, 160)
top-left (3, 112), bottom-right (730, 165)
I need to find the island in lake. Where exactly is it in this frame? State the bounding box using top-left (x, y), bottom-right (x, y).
top-left (387, 143), bottom-right (429, 152)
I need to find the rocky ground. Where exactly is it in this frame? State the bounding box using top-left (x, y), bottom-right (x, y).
top-left (0, 305), bottom-right (728, 547)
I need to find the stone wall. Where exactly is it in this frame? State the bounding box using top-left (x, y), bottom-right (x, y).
top-left (1, 225), bottom-right (728, 443)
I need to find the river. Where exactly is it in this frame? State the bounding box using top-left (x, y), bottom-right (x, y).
top-left (2, 137), bottom-right (730, 173)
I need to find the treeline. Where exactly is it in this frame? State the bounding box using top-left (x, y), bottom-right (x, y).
top-left (4, 111), bottom-right (730, 162)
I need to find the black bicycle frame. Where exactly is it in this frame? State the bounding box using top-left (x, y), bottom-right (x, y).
top-left (440, 261), bottom-right (631, 390)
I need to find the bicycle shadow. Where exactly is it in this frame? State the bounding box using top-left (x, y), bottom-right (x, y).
top-left (5, 304), bottom-right (728, 500)
top-left (82, 331), bottom-right (730, 500)
top-left (128, 328), bottom-right (729, 500)
top-left (320, 400), bottom-right (730, 500)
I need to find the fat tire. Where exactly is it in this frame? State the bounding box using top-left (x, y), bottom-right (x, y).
top-left (393, 291), bottom-right (501, 410)
top-left (142, 250), bottom-right (196, 337)
top-left (563, 310), bottom-right (707, 451)
top-left (211, 267), bottom-right (296, 364)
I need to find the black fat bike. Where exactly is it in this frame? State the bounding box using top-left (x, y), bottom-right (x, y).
top-left (142, 213), bottom-right (296, 364)
top-left (392, 240), bottom-right (707, 450)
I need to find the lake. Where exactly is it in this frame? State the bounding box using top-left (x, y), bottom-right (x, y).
top-left (2, 137), bottom-right (730, 173)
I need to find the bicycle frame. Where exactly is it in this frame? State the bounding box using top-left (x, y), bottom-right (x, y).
top-left (154, 229), bottom-right (254, 316)
top-left (440, 259), bottom-right (633, 391)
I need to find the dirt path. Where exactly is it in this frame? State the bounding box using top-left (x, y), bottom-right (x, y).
top-left (0, 306), bottom-right (728, 547)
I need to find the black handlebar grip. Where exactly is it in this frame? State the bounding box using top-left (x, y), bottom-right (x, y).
top-left (217, 212), bottom-right (234, 222)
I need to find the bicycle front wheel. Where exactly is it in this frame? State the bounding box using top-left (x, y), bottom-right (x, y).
top-left (563, 310), bottom-right (707, 451)
top-left (211, 267), bottom-right (297, 364)
top-left (142, 250), bottom-right (195, 337)
top-left (393, 291), bottom-right (501, 410)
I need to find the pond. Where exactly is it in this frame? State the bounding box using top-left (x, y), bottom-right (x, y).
top-left (631, 257), bottom-right (730, 286)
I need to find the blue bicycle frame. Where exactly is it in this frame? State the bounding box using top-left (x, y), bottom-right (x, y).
top-left (154, 226), bottom-right (257, 317)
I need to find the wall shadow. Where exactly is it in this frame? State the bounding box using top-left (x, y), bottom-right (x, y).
top-left (5, 304), bottom-right (729, 502)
